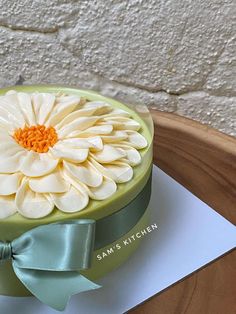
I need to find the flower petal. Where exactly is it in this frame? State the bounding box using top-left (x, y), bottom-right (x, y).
top-left (46, 95), bottom-right (82, 126)
top-left (112, 144), bottom-right (141, 166)
top-left (84, 101), bottom-right (112, 115)
top-left (29, 169), bottom-right (70, 193)
top-left (57, 117), bottom-right (99, 138)
top-left (64, 161), bottom-right (103, 187)
top-left (103, 108), bottom-right (130, 118)
top-left (91, 144), bottom-right (126, 163)
top-left (62, 167), bottom-right (116, 200)
top-left (0, 195), bottom-right (17, 219)
top-left (0, 93), bottom-right (25, 128)
top-left (32, 93), bottom-right (55, 125)
top-left (99, 163), bottom-right (133, 183)
top-left (20, 151), bottom-right (58, 177)
top-left (85, 136), bottom-right (103, 151)
top-left (89, 158), bottom-right (133, 183)
top-left (54, 108), bottom-right (97, 130)
top-left (68, 124), bottom-right (113, 138)
top-left (0, 108), bottom-right (19, 131)
top-left (5, 90), bottom-right (17, 95)
top-left (101, 117), bottom-right (140, 131)
top-left (51, 185), bottom-right (89, 213)
top-left (0, 132), bottom-right (14, 140)
top-left (50, 144), bottom-right (89, 163)
top-left (0, 173), bottom-right (23, 195)
top-left (88, 176), bottom-right (117, 200)
top-left (101, 131), bottom-right (128, 143)
top-left (124, 131), bottom-right (148, 149)
top-left (0, 151), bottom-right (25, 173)
top-left (0, 136), bottom-right (25, 157)
top-left (16, 179), bottom-right (54, 218)
top-left (60, 136), bottom-right (103, 151)
top-left (55, 102), bottom-right (111, 130)
top-left (17, 92), bottom-right (36, 125)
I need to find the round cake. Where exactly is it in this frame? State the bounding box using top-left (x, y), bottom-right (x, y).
top-left (0, 85), bottom-right (153, 297)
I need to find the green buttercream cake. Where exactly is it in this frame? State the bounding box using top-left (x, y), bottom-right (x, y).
top-left (0, 85), bottom-right (153, 296)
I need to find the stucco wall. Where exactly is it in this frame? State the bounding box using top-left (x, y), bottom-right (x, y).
top-left (0, 0), bottom-right (235, 136)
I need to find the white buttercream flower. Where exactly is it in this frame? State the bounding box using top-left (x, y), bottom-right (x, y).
top-left (0, 91), bottom-right (148, 219)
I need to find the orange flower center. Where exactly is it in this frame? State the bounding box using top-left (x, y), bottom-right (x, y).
top-left (13, 125), bottom-right (58, 153)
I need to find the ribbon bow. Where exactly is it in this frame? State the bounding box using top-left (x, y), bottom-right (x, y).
top-left (0, 219), bottom-right (101, 311)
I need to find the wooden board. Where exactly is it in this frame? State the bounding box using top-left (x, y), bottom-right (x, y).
top-left (130, 110), bottom-right (236, 314)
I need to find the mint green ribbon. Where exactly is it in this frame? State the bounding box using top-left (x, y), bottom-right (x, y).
top-left (0, 220), bottom-right (100, 311)
top-left (0, 174), bottom-right (152, 311)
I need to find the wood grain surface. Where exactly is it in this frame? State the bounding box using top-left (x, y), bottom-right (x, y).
top-left (130, 110), bottom-right (236, 314)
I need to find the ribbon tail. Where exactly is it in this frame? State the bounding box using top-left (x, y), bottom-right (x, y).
top-left (13, 266), bottom-right (101, 311)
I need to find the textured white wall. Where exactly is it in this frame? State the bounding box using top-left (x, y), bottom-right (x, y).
top-left (0, 0), bottom-right (235, 135)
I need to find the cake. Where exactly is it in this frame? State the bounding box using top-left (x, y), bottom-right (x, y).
top-left (0, 85), bottom-right (153, 306)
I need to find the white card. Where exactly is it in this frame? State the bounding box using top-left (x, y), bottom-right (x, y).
top-left (1, 166), bottom-right (235, 314)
